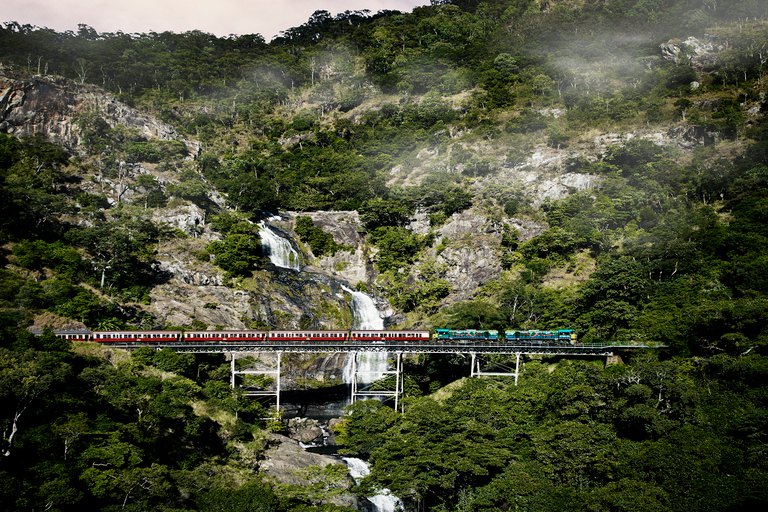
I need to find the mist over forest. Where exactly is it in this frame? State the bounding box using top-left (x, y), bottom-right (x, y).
top-left (1, 0), bottom-right (768, 510)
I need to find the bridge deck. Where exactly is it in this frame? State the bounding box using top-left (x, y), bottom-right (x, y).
top-left (101, 340), bottom-right (657, 355)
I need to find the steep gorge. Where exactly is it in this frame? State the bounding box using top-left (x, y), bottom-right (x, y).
top-left (3, 62), bottom-right (748, 334)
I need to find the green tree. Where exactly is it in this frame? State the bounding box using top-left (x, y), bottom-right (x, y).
top-left (0, 349), bottom-right (72, 457)
top-left (335, 400), bottom-right (401, 457)
top-left (294, 216), bottom-right (346, 257)
top-left (206, 222), bottom-right (263, 277)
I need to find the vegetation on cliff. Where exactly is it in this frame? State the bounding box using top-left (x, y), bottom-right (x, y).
top-left (1, 0), bottom-right (768, 510)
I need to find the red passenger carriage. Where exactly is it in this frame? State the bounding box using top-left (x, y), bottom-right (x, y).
top-left (350, 330), bottom-right (430, 343)
top-left (268, 330), bottom-right (349, 342)
top-left (91, 330), bottom-right (182, 344)
top-left (184, 330), bottom-right (267, 344)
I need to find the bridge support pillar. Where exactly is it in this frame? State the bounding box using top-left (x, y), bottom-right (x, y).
top-left (230, 351), bottom-right (282, 411)
top-left (350, 351), bottom-right (403, 409)
top-left (470, 352), bottom-right (522, 385)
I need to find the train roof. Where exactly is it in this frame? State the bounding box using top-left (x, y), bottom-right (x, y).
top-left (350, 329), bottom-right (430, 333)
top-left (91, 330), bottom-right (182, 334)
top-left (185, 330), bottom-right (267, 334)
top-left (269, 330), bottom-right (349, 334)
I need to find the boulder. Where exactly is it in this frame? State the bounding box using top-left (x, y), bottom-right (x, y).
top-left (260, 433), bottom-right (358, 509)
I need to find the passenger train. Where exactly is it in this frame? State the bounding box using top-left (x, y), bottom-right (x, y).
top-left (33, 328), bottom-right (578, 347)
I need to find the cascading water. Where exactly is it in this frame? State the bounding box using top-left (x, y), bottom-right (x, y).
top-left (259, 220), bottom-right (302, 271)
top-left (255, 218), bottom-right (397, 509)
top-left (341, 285), bottom-right (387, 386)
top-left (343, 457), bottom-right (402, 512)
top-left (342, 285), bottom-right (384, 330)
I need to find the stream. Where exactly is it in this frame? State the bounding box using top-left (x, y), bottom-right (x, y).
top-left (259, 217), bottom-right (390, 394)
top-left (261, 218), bottom-right (399, 511)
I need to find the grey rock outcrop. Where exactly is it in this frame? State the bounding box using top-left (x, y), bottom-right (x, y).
top-left (287, 418), bottom-right (325, 444)
top-left (152, 204), bottom-right (215, 240)
top-left (0, 68), bottom-right (199, 156)
top-left (260, 433), bottom-right (357, 509)
top-left (281, 211), bottom-right (376, 287)
top-left (660, 36), bottom-right (723, 68)
top-left (430, 212), bottom-right (503, 301)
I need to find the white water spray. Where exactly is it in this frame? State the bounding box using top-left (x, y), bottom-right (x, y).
top-left (259, 220), bottom-right (302, 270)
top-left (342, 285), bottom-right (387, 385)
top-left (343, 285), bottom-right (384, 330)
top-left (342, 457), bottom-right (402, 512)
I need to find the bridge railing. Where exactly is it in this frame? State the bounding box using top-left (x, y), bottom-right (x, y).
top-left (95, 338), bottom-right (662, 354)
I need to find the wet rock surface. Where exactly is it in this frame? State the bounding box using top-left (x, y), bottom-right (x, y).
top-left (260, 432), bottom-right (358, 509)
top-left (287, 417), bottom-right (325, 444)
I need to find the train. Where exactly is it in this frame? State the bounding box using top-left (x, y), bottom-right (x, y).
top-left (435, 329), bottom-right (578, 345)
top-left (32, 328), bottom-right (578, 347)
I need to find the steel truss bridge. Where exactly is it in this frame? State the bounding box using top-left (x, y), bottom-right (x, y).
top-left (137, 339), bottom-right (659, 412)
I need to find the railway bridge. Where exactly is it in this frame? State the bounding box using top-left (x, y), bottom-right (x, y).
top-left (168, 339), bottom-right (660, 411)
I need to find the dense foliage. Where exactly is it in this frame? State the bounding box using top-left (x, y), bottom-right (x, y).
top-left (339, 353), bottom-right (768, 511)
top-left (0, 324), bottom-right (361, 512)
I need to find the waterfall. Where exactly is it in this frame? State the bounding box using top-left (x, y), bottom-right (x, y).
top-left (342, 457), bottom-right (402, 512)
top-left (342, 286), bottom-right (387, 385)
top-left (343, 285), bottom-right (384, 330)
top-left (259, 220), bottom-right (302, 270)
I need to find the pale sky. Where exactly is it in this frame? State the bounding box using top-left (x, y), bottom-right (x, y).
top-left (4, 0), bottom-right (431, 41)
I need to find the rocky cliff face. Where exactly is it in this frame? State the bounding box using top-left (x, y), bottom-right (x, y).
top-left (146, 258), bottom-right (360, 331)
top-left (5, 63), bottom-right (735, 332)
top-left (0, 67), bottom-right (199, 156)
top-left (660, 36), bottom-right (724, 68)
